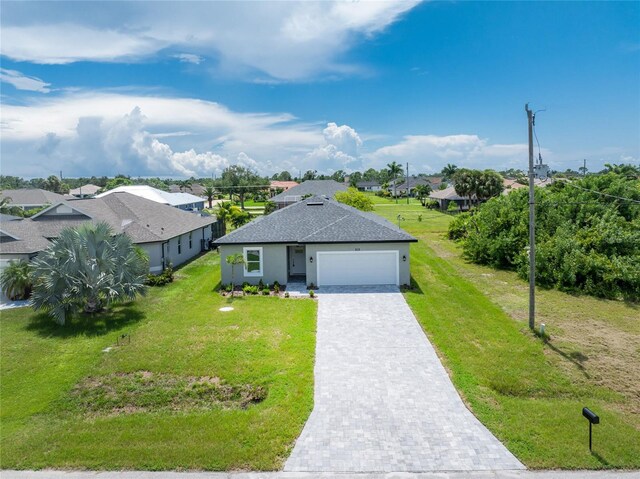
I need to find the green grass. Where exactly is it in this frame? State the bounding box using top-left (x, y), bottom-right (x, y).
top-left (374, 204), bottom-right (640, 469)
top-left (0, 252), bottom-right (316, 470)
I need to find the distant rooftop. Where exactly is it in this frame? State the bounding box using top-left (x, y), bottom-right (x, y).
top-left (96, 185), bottom-right (203, 207)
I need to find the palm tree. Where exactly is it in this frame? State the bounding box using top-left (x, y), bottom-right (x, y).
top-left (453, 169), bottom-right (473, 209)
top-left (0, 260), bottom-right (32, 300)
top-left (441, 163), bottom-right (458, 181)
top-left (30, 222), bottom-right (148, 325)
top-left (414, 184), bottom-right (432, 207)
top-left (476, 170), bottom-right (504, 202)
top-left (215, 202), bottom-right (236, 229)
top-left (204, 185), bottom-right (216, 209)
top-left (225, 253), bottom-right (245, 295)
top-left (387, 161), bottom-right (403, 202)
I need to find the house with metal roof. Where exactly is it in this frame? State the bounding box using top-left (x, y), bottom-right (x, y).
top-left (0, 193), bottom-right (223, 276)
top-left (96, 185), bottom-right (205, 211)
top-left (215, 196), bottom-right (416, 288)
top-left (269, 180), bottom-right (347, 209)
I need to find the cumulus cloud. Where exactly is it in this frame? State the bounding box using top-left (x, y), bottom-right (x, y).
top-left (302, 122), bottom-right (364, 173)
top-left (366, 134), bottom-right (532, 172)
top-left (0, 91), bottom-right (324, 177)
top-left (0, 1), bottom-right (419, 80)
top-left (0, 68), bottom-right (51, 92)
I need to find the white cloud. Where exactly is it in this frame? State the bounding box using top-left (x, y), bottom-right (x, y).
top-left (0, 68), bottom-right (51, 92)
top-left (0, 91), bottom-right (330, 177)
top-left (174, 53), bottom-right (203, 65)
top-left (302, 122), bottom-right (364, 173)
top-left (366, 134), bottom-right (531, 172)
top-left (0, 1), bottom-right (419, 80)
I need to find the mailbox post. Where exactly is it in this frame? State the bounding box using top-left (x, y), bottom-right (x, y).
top-left (582, 407), bottom-right (599, 451)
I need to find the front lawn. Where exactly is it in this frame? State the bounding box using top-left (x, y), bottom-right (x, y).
top-left (375, 205), bottom-right (640, 469)
top-left (0, 252), bottom-right (316, 470)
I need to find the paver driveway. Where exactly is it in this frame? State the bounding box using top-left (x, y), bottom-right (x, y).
top-left (284, 286), bottom-right (525, 472)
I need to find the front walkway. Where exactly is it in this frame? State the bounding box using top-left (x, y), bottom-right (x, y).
top-left (284, 286), bottom-right (524, 472)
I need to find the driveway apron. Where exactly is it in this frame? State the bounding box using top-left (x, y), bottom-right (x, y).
top-left (284, 286), bottom-right (525, 472)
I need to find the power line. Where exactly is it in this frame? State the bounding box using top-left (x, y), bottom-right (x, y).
top-left (556, 179), bottom-right (640, 204)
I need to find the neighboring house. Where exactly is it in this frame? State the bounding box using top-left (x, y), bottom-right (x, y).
top-left (270, 180), bottom-right (348, 209)
top-left (169, 183), bottom-right (206, 196)
top-left (216, 196), bottom-right (417, 287)
top-left (69, 184), bottom-right (101, 198)
top-left (356, 181), bottom-right (382, 192)
top-left (269, 180), bottom-right (299, 196)
top-left (428, 186), bottom-right (470, 210)
top-left (0, 189), bottom-right (67, 210)
top-left (96, 185), bottom-right (205, 211)
top-left (0, 192), bottom-right (223, 275)
top-left (390, 176), bottom-right (432, 197)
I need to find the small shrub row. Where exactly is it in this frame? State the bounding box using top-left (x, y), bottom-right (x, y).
top-left (145, 265), bottom-right (174, 286)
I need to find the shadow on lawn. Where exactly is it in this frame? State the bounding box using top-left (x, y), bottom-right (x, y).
top-left (26, 302), bottom-right (144, 339)
top-left (541, 338), bottom-right (590, 378)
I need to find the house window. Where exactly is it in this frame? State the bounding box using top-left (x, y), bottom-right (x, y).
top-left (189, 232), bottom-right (193, 249)
top-left (178, 236), bottom-right (182, 254)
top-left (243, 247), bottom-right (263, 276)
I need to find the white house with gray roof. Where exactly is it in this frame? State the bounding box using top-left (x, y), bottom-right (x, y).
top-left (215, 197), bottom-right (416, 288)
top-left (0, 193), bottom-right (223, 280)
top-left (270, 180), bottom-right (347, 209)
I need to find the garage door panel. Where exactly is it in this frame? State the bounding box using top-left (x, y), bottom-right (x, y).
top-left (317, 251), bottom-right (398, 286)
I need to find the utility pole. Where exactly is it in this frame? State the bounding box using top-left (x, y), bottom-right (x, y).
top-left (406, 162), bottom-right (410, 205)
top-left (526, 103), bottom-right (536, 331)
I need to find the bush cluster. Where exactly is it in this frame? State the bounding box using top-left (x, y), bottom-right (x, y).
top-left (145, 265), bottom-right (174, 286)
top-left (448, 171), bottom-right (640, 301)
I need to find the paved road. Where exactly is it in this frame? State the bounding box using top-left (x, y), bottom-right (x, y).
top-left (3, 472), bottom-right (639, 479)
top-left (284, 286), bottom-right (524, 472)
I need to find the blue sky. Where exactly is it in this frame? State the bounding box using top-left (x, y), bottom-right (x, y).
top-left (1, 1), bottom-right (638, 178)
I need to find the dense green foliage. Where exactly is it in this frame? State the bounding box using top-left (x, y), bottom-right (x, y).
top-left (31, 222), bottom-right (149, 324)
top-left (335, 187), bottom-right (374, 211)
top-left (0, 260), bottom-right (33, 300)
top-left (145, 264), bottom-right (174, 286)
top-left (448, 172), bottom-right (640, 300)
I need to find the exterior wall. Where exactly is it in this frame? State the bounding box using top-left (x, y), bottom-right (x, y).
top-left (219, 244), bottom-right (288, 286)
top-left (138, 243), bottom-right (164, 273)
top-left (162, 226), bottom-right (212, 270)
top-left (176, 201), bottom-right (205, 211)
top-left (305, 242), bottom-right (411, 287)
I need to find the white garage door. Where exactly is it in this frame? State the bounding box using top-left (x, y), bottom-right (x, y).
top-left (316, 250), bottom-right (399, 286)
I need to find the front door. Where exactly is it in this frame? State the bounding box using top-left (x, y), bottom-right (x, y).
top-left (288, 245), bottom-right (306, 276)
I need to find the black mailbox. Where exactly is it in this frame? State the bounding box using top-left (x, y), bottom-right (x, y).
top-left (582, 407), bottom-right (599, 424)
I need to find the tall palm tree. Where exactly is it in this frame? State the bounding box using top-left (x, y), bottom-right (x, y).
top-left (204, 185), bottom-right (216, 209)
top-left (0, 260), bottom-right (32, 300)
top-left (441, 163), bottom-right (458, 181)
top-left (453, 169), bottom-right (473, 209)
top-left (387, 161), bottom-right (403, 201)
top-left (30, 222), bottom-right (148, 325)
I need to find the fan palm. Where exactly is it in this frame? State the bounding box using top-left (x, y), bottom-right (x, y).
top-left (30, 222), bottom-right (148, 325)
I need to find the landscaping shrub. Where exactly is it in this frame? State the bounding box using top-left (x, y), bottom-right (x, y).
top-left (145, 264), bottom-right (174, 286)
top-left (261, 288), bottom-right (270, 295)
top-left (448, 170), bottom-right (640, 301)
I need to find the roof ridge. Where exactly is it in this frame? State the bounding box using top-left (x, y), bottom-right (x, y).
top-left (299, 213), bottom-right (350, 241)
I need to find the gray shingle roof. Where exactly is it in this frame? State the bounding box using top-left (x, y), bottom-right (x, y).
top-left (215, 197), bottom-right (416, 245)
top-left (270, 180), bottom-right (347, 203)
top-left (0, 189), bottom-right (66, 206)
top-left (0, 192), bottom-right (217, 254)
